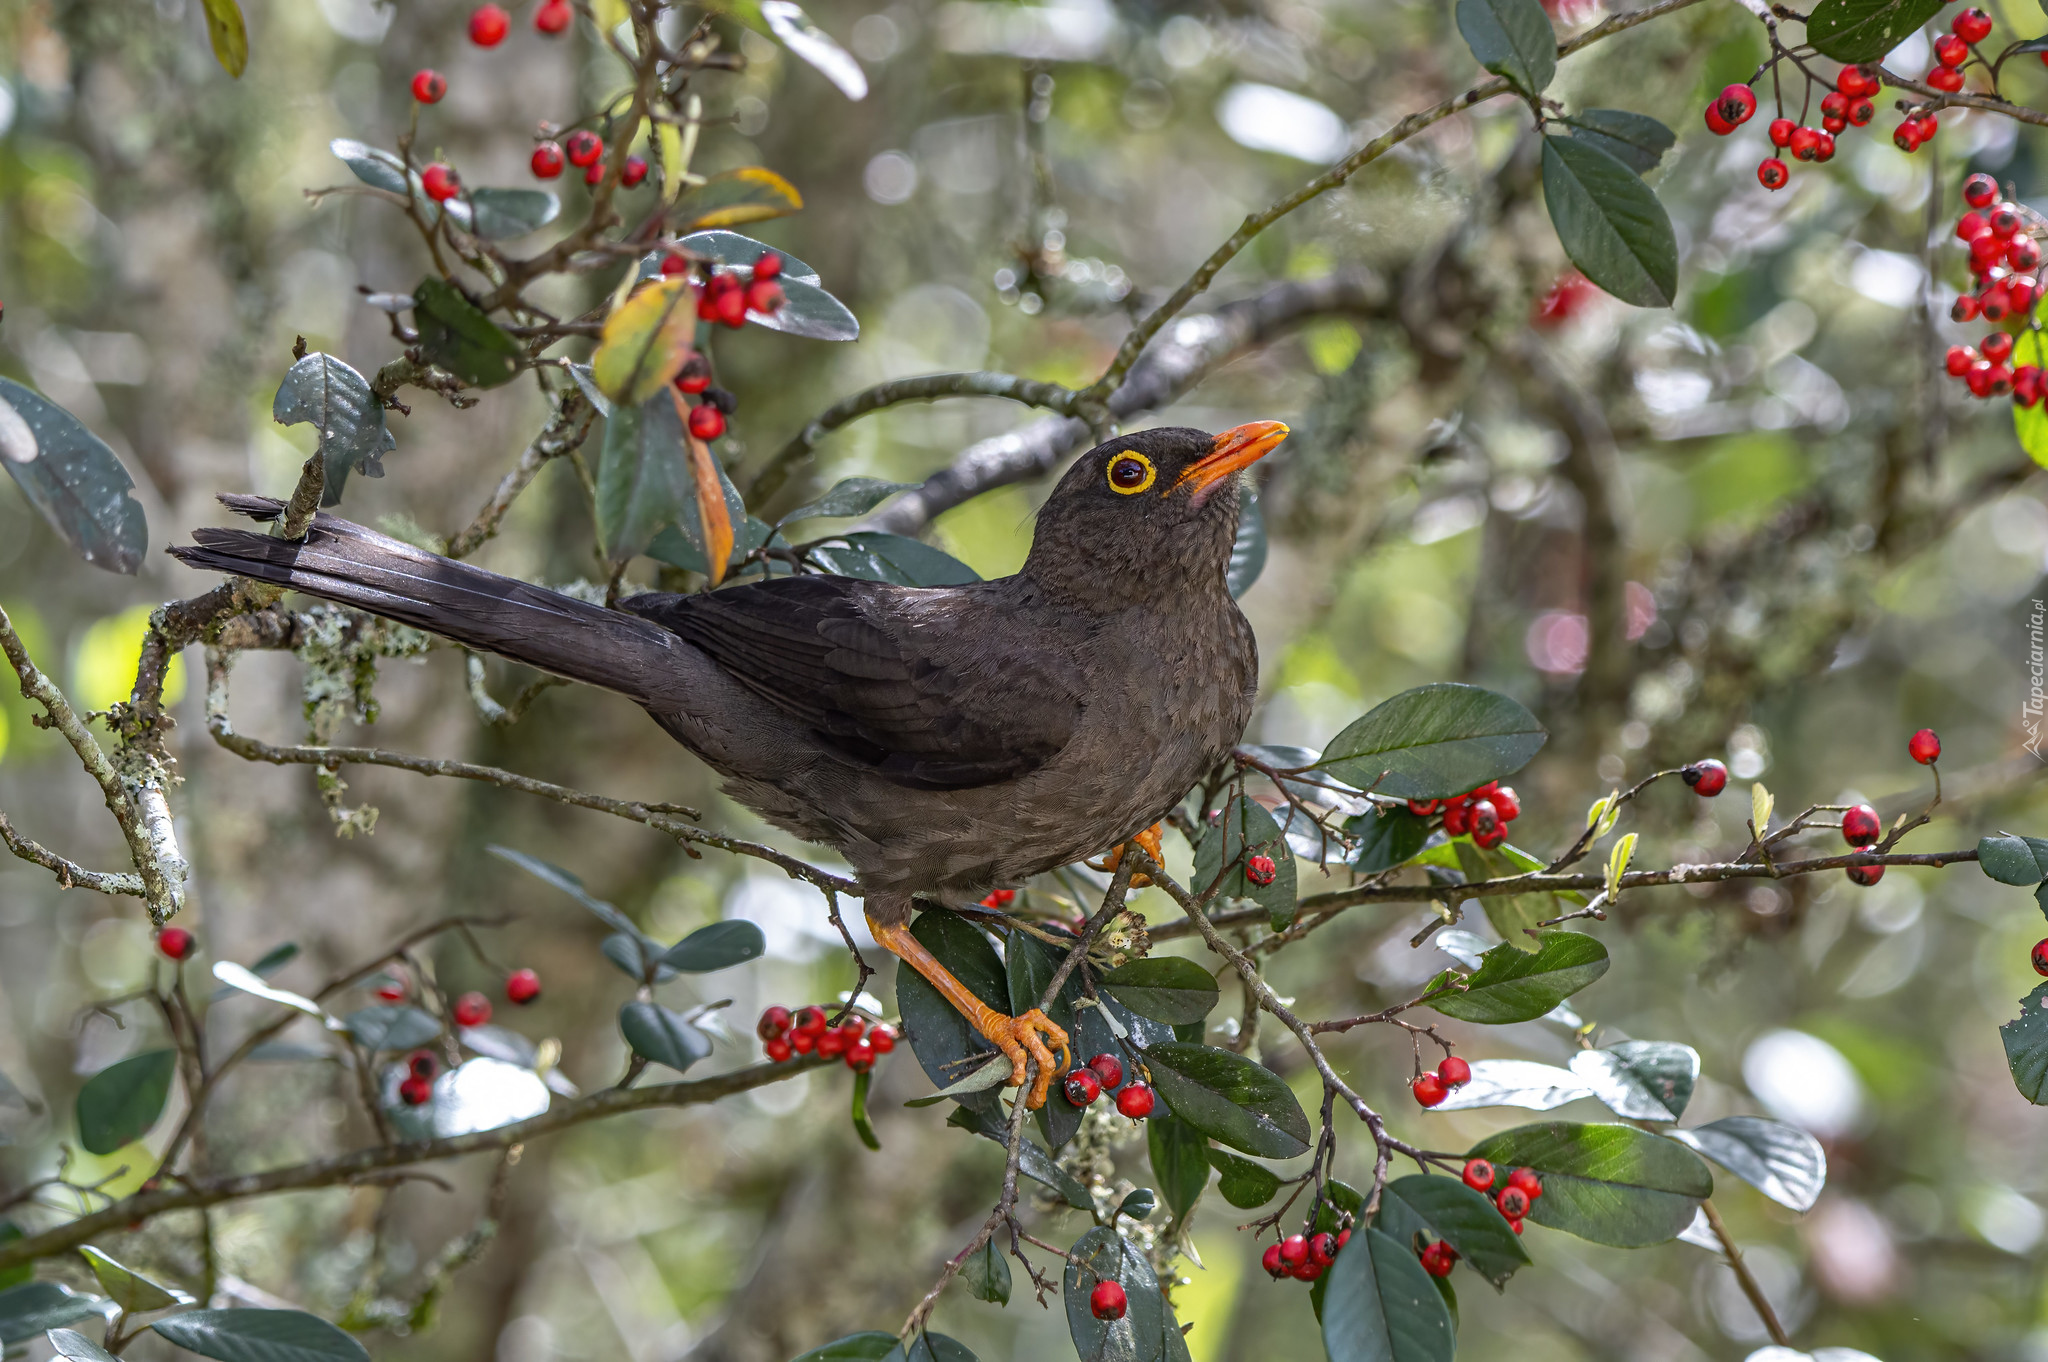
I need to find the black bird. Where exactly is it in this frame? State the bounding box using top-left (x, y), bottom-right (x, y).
top-left (171, 421), bottom-right (1288, 1106)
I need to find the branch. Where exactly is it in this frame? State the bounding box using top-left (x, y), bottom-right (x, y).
top-left (1702, 1199), bottom-right (1791, 1347)
top-left (0, 807), bottom-right (144, 896)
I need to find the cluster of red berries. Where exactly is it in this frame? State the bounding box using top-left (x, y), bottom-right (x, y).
top-left (1061, 1051), bottom-right (1157, 1118)
top-left (1944, 179), bottom-right (2047, 403)
top-left (1406, 782), bottom-right (1521, 849)
top-left (1260, 1227), bottom-right (1348, 1283)
top-left (977, 888), bottom-right (1018, 909)
top-left (1681, 758), bottom-right (1729, 796)
top-left (156, 927), bottom-right (196, 961)
top-left (529, 129), bottom-right (646, 188)
top-left (1457, 1159), bottom-right (1541, 1243)
top-left (466, 1), bottom-right (570, 47)
top-left (1706, 62), bottom-right (1941, 194)
top-left (397, 1049), bottom-right (439, 1106)
top-left (1409, 1054), bottom-right (1472, 1107)
top-left (375, 969), bottom-right (539, 1009)
top-left (1929, 6), bottom-right (1997, 91)
top-left (758, 1005), bottom-right (896, 1072)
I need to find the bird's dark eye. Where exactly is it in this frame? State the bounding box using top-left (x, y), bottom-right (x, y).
top-left (1106, 453), bottom-right (1156, 494)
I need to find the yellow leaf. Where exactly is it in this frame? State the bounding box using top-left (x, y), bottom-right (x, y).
top-left (676, 167), bottom-right (803, 230)
top-left (201, 0), bottom-right (248, 77)
top-left (1750, 783), bottom-right (1773, 836)
top-left (591, 279), bottom-right (696, 407)
top-left (1605, 832), bottom-right (1637, 901)
top-left (592, 0), bottom-right (630, 33)
top-left (678, 401), bottom-right (735, 588)
top-left (2016, 332), bottom-right (2048, 468)
top-left (657, 123), bottom-right (685, 206)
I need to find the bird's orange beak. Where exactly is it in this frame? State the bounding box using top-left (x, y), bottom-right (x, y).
top-left (1176, 421), bottom-right (1290, 498)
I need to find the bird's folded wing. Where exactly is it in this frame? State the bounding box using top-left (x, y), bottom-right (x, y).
top-left (623, 576), bottom-right (1083, 789)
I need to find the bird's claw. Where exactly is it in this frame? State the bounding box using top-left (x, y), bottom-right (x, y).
top-left (982, 1008), bottom-right (1070, 1109)
top-left (1096, 822), bottom-right (1164, 888)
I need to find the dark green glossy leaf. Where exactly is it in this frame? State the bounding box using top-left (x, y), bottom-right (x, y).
top-left (151, 1308), bottom-right (370, 1362)
top-left (0, 1223), bottom-right (24, 1289)
top-left (1979, 834), bottom-right (2048, 885)
top-left (902, 1055), bottom-right (1012, 1107)
top-left (413, 277), bottom-right (521, 388)
top-left (648, 513), bottom-right (774, 577)
top-left (1453, 839), bottom-right (1558, 945)
top-left (1318, 684), bottom-right (1546, 801)
top-left (343, 1005), bottom-right (440, 1052)
top-left (1540, 136), bottom-right (1677, 310)
top-left (1668, 1116), bottom-right (1826, 1212)
top-left (882, 1335), bottom-right (978, 1362)
top-left (791, 1334), bottom-right (896, 1362)
top-left (618, 1002), bottom-right (713, 1073)
top-left (851, 1068), bottom-right (881, 1150)
top-left (79, 1246), bottom-right (190, 1313)
top-left (1101, 958), bottom-right (1221, 1025)
top-left (453, 187), bottom-right (560, 239)
top-left (1464, 1121), bottom-right (1712, 1246)
top-left (1119, 1188), bottom-right (1157, 1220)
top-left (1141, 1041), bottom-right (1309, 1158)
top-left (249, 943), bottom-right (300, 977)
top-left (807, 533), bottom-right (980, 586)
top-left (752, 274), bottom-right (862, 341)
top-left (1193, 795), bottom-right (1296, 927)
top-left (1347, 808), bottom-right (1432, 874)
top-left (1065, 1226), bottom-right (1167, 1362)
top-left (1455, 0), bottom-right (1555, 95)
top-left (1568, 1041), bottom-right (1699, 1121)
top-left (0, 378), bottom-right (148, 574)
top-left (1374, 1175), bottom-right (1531, 1289)
top-left (489, 846), bottom-right (646, 940)
top-left (899, 911), bottom-right (1007, 1114)
top-left (2002, 982), bottom-right (2048, 1103)
top-left (0, 1284), bottom-right (98, 1345)
top-left (1207, 1148), bottom-right (1281, 1208)
top-left (598, 393), bottom-right (696, 564)
top-left (76, 1049), bottom-right (176, 1155)
top-left (950, 1104), bottom-right (1094, 1208)
top-left (271, 353), bottom-right (394, 508)
top-left (780, 478), bottom-right (920, 525)
top-left (330, 138), bottom-right (407, 195)
top-left (600, 932), bottom-right (676, 983)
top-left (1150, 1114), bottom-right (1210, 1224)
top-left (1562, 109), bottom-right (1676, 174)
top-left (1005, 929), bottom-right (1085, 1149)
top-left (1320, 1227), bottom-right (1455, 1362)
top-left (964, 1237), bottom-right (1010, 1305)
top-left (47, 1327), bottom-right (119, 1362)
top-left (1227, 482), bottom-right (1267, 599)
top-left (675, 231), bottom-right (821, 282)
top-left (1308, 1179), bottom-right (1370, 1318)
top-left (1806, 0), bottom-right (1944, 60)
top-left (1427, 931), bottom-right (1608, 1024)
top-left (661, 920), bottom-right (766, 972)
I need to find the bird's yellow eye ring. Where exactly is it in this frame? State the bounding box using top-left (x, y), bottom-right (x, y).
top-left (1106, 453), bottom-right (1156, 495)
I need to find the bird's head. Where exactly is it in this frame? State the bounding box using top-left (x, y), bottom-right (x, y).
top-left (1022, 422), bottom-right (1289, 607)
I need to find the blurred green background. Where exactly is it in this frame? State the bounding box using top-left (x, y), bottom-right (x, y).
top-left (6, 0), bottom-right (2048, 1357)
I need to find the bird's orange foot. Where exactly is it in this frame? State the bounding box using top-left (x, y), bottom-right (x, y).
top-left (1095, 822), bottom-right (1165, 887)
top-left (977, 1007), bottom-right (1070, 1109)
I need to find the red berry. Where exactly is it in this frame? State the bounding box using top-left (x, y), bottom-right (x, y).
top-left (584, 162), bottom-right (604, 186)
top-left (468, 3), bottom-right (509, 45)
top-left (1279, 1234), bottom-right (1308, 1266)
top-left (1768, 117), bottom-right (1795, 148)
top-left (838, 1017), bottom-right (867, 1041)
top-left (765, 1037), bottom-right (793, 1062)
top-left (1821, 91), bottom-right (1849, 120)
top-left (1966, 174), bottom-right (2000, 209)
top-left (715, 287), bottom-right (747, 329)
top-left (1968, 359), bottom-right (2000, 397)
top-left (1262, 1243), bottom-right (1286, 1278)
top-left (1090, 1281), bottom-right (1127, 1320)
top-left (621, 155), bottom-right (648, 188)
top-left (1758, 158), bottom-right (1789, 191)
top-left (1984, 332), bottom-right (2016, 365)
top-left (1308, 1232), bottom-right (1339, 1266)
top-left (399, 1076), bottom-right (433, 1106)
top-left (1823, 115), bottom-right (1847, 136)
top-left (1420, 1242), bottom-right (1456, 1277)
top-left (1468, 799), bottom-right (1499, 837)
top-left (1491, 787), bottom-right (1521, 822)
top-left (531, 142), bottom-right (564, 178)
top-left (1509, 1217), bottom-right (1524, 1235)
top-left (791, 1030), bottom-right (815, 1054)
top-left (1704, 104), bottom-right (1734, 137)
top-left (675, 353), bottom-right (712, 393)
top-left (1994, 205), bottom-right (2024, 239)
top-left (1982, 287), bottom-right (2011, 322)
top-left (818, 1030), bottom-right (847, 1058)
top-left (1290, 1259), bottom-right (1324, 1282)
top-left (2011, 238), bottom-right (2041, 271)
top-left (795, 1006), bottom-right (829, 1034)
top-left (659, 252), bottom-right (689, 276)
top-left (1681, 759), bottom-right (1728, 796)
top-left (758, 1005), bottom-right (793, 1040)
top-left (1088, 1053), bottom-right (1124, 1090)
top-left (1473, 824), bottom-right (1507, 850)
top-left (1960, 211), bottom-right (1991, 242)
top-left (453, 992), bottom-right (491, 1027)
top-left (1442, 802), bottom-right (1472, 836)
top-left (1840, 803), bottom-right (1882, 848)
top-left (1116, 1083), bottom-right (1156, 1118)
top-left (1953, 295), bottom-right (1982, 323)
top-left (846, 1037), bottom-right (876, 1071)
top-left (1928, 65), bottom-right (1965, 92)
top-left (1955, 6), bottom-right (1992, 42)
top-left (411, 69), bottom-right (448, 103)
top-left (1847, 97), bottom-right (1873, 126)
top-left (422, 163), bottom-right (461, 202)
top-left (1812, 131), bottom-right (1836, 163)
top-left (1063, 1067), bottom-right (1103, 1106)
top-left (687, 404), bottom-right (726, 441)
top-left (2018, 366), bottom-right (2045, 408)
top-left (2033, 939), bottom-right (2048, 976)
top-left (1846, 862), bottom-right (1885, 886)
top-left (753, 251), bottom-right (784, 281)
top-left (1936, 33), bottom-right (1969, 66)
top-left (1412, 1073), bottom-right (1447, 1107)
top-left (1908, 728), bottom-right (1941, 764)
top-left (1788, 125), bottom-right (1821, 162)
top-left (374, 979), bottom-right (407, 1002)
top-left (565, 130), bottom-right (603, 167)
top-left (745, 279), bottom-right (784, 315)
top-left (506, 968), bottom-right (541, 1004)
top-left (1463, 1158), bottom-right (1495, 1192)
top-left (1835, 66), bottom-right (1868, 96)
top-left (869, 1023), bottom-right (897, 1053)
top-left (1437, 1055), bottom-right (1472, 1088)
top-left (1407, 798), bottom-right (1440, 816)
top-left (1895, 122), bottom-right (1923, 152)
top-left (1715, 84), bottom-right (1757, 126)
top-left (1245, 853), bottom-right (1277, 887)
top-left (1506, 1167), bottom-right (1543, 1201)
top-left (535, 0), bottom-right (571, 33)
top-left (1948, 345), bottom-right (1978, 376)
top-left (408, 1051), bottom-right (437, 1079)
top-left (1337, 1228), bottom-right (1351, 1248)
top-left (157, 927), bottom-right (195, 960)
top-left (1497, 1186), bottom-right (1531, 1219)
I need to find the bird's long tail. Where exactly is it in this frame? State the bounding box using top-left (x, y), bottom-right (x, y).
top-left (169, 495), bottom-right (690, 705)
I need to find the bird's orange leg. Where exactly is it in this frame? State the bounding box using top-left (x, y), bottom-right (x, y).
top-left (867, 910), bottom-right (1070, 1109)
top-left (1094, 823), bottom-right (1164, 886)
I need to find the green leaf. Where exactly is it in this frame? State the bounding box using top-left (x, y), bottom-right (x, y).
top-left (1805, 0), bottom-right (1945, 61)
top-left (1064, 1226), bottom-right (1168, 1362)
top-left (676, 167), bottom-right (805, 231)
top-left (151, 1309), bottom-right (370, 1362)
top-left (2003, 982), bottom-right (2048, 1103)
top-left (1101, 958), bottom-right (1221, 1026)
top-left (79, 1246), bottom-right (191, 1313)
top-left (752, 274), bottom-right (862, 342)
top-left (851, 1068), bottom-right (881, 1150)
top-left (1454, 0), bottom-right (1555, 94)
top-left (0, 378), bottom-right (149, 574)
top-left (791, 1335), bottom-right (897, 1362)
top-left (1149, 1114), bottom-right (1212, 1224)
top-left (1192, 795), bottom-right (1296, 927)
top-left (1452, 840), bottom-right (1558, 946)
top-left (330, 139), bottom-right (407, 195)
top-left (0, 1222), bottom-right (25, 1289)
top-left (1667, 1116), bottom-right (1826, 1212)
top-left (1464, 1122), bottom-right (1713, 1246)
top-left (454, 187), bottom-right (560, 239)
top-left (1427, 931), bottom-right (1608, 1024)
top-left (647, 514), bottom-right (776, 576)
top-left (882, 1336), bottom-right (979, 1362)
top-left (201, 0), bottom-right (248, 76)
top-left (1561, 109), bottom-right (1676, 174)
top-left (674, 231), bottom-right (822, 283)
top-left (779, 478), bottom-right (920, 525)
top-left (1568, 1041), bottom-right (1699, 1121)
top-left (1207, 1148), bottom-right (1281, 1208)
top-left (761, 0), bottom-right (868, 98)
top-left (271, 353), bottom-right (395, 509)
top-left (963, 1237), bottom-right (1011, 1306)
top-left (1374, 1175), bottom-right (1531, 1290)
top-left (1141, 1041), bottom-right (1310, 1158)
top-left (0, 1284), bottom-right (99, 1345)
top-left (619, 1002), bottom-right (714, 1073)
top-left (412, 278), bottom-right (521, 388)
top-left (898, 911), bottom-right (1008, 1114)
top-left (1347, 807), bottom-right (1432, 874)
top-left (661, 920), bottom-right (766, 972)
top-left (950, 1105), bottom-right (1094, 1208)
top-left (1227, 483), bottom-right (1267, 599)
top-left (76, 1049), bottom-right (176, 1155)
top-left (248, 943), bottom-right (301, 977)
top-left (1003, 929), bottom-right (1085, 1149)
top-left (1320, 1227), bottom-right (1456, 1362)
top-left (807, 533), bottom-right (979, 586)
top-left (488, 846), bottom-right (652, 943)
top-left (1979, 833), bottom-right (2048, 885)
top-left (1118, 1188), bottom-right (1158, 1220)
top-left (2015, 333), bottom-right (2048, 468)
top-left (1318, 684), bottom-right (1546, 801)
top-left (592, 278), bottom-right (698, 406)
top-left (597, 393), bottom-right (696, 564)
top-left (47, 1327), bottom-right (120, 1362)
top-left (902, 1055), bottom-right (1013, 1107)
top-left (1540, 136), bottom-right (1677, 310)
top-left (343, 1005), bottom-right (440, 1052)
top-left (600, 932), bottom-right (676, 983)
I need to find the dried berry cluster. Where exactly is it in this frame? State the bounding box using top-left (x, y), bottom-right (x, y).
top-left (758, 1005), bottom-right (896, 1072)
